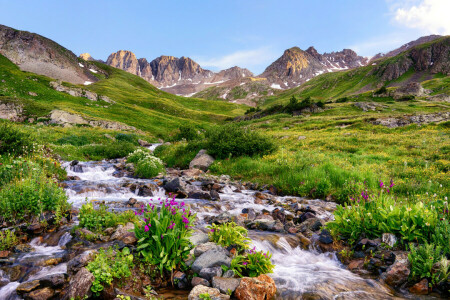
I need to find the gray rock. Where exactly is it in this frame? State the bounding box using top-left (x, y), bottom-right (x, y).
top-left (192, 249), bottom-right (231, 273)
top-left (199, 267), bottom-right (222, 281)
top-left (189, 233), bottom-right (209, 246)
top-left (210, 190), bottom-right (221, 201)
top-left (382, 233), bottom-right (397, 248)
top-left (223, 270), bottom-right (235, 278)
top-left (212, 276), bottom-right (241, 294)
top-left (194, 242), bottom-right (222, 257)
top-left (164, 177), bottom-right (187, 194)
top-left (188, 191), bottom-right (212, 200)
top-left (191, 277), bottom-right (210, 287)
top-left (67, 250), bottom-right (97, 275)
top-left (38, 273), bottom-right (66, 288)
top-left (188, 285), bottom-right (230, 300)
top-left (189, 150), bottom-right (215, 171)
top-left (111, 222), bottom-right (135, 241)
top-left (66, 267), bottom-right (94, 299)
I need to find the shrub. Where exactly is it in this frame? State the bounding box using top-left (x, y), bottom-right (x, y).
top-left (115, 133), bottom-right (138, 144)
top-left (153, 141), bottom-right (204, 169)
top-left (0, 173), bottom-right (69, 222)
top-left (86, 247), bottom-right (134, 295)
top-left (135, 197), bottom-right (195, 275)
top-left (408, 243), bottom-right (449, 285)
top-left (327, 182), bottom-right (439, 245)
top-left (208, 222), bottom-right (250, 251)
top-left (205, 124), bottom-right (276, 159)
top-left (127, 149), bottom-right (165, 178)
top-left (79, 203), bottom-right (139, 232)
top-left (0, 229), bottom-right (18, 251)
top-left (56, 135), bottom-right (90, 146)
top-left (175, 124), bottom-right (200, 141)
top-left (227, 247), bottom-right (275, 277)
top-left (374, 86), bottom-right (387, 95)
top-left (0, 123), bottom-right (33, 156)
top-left (336, 97), bottom-right (349, 103)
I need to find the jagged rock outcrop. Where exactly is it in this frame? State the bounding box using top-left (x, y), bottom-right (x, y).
top-left (106, 50), bottom-right (141, 77)
top-left (259, 46), bottom-right (368, 89)
top-left (371, 112), bottom-right (450, 128)
top-left (49, 110), bottom-right (136, 130)
top-left (0, 101), bottom-right (25, 122)
top-left (0, 24), bottom-right (97, 85)
top-left (49, 81), bottom-right (115, 103)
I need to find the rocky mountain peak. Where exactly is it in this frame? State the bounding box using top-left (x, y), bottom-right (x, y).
top-left (79, 53), bottom-right (94, 61)
top-left (306, 46), bottom-right (321, 60)
top-left (106, 50), bottom-right (140, 76)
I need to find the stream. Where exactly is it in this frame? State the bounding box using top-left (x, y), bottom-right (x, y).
top-left (0, 158), bottom-right (409, 299)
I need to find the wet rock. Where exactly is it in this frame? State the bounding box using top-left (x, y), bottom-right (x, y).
top-left (299, 212), bottom-right (316, 223)
top-left (210, 190), bottom-right (221, 201)
top-left (381, 233), bottom-right (397, 248)
top-left (296, 218), bottom-right (324, 233)
top-left (200, 267), bottom-right (222, 281)
top-left (235, 274), bottom-right (276, 300)
top-left (189, 150), bottom-right (215, 171)
top-left (111, 222), bottom-right (135, 241)
top-left (295, 232), bottom-right (311, 249)
top-left (191, 277), bottom-right (210, 287)
top-left (212, 276), bottom-right (241, 294)
top-left (44, 258), bottom-right (60, 266)
top-left (194, 242), bottom-right (222, 257)
top-left (17, 280), bottom-right (41, 293)
top-left (248, 219), bottom-right (276, 231)
top-left (164, 177), bottom-right (187, 195)
top-left (409, 278), bottom-right (429, 295)
top-left (0, 250), bottom-right (10, 258)
top-left (67, 250), bottom-right (97, 275)
top-left (174, 271), bottom-right (188, 289)
top-left (7, 265), bottom-right (27, 281)
top-left (188, 191), bottom-right (212, 200)
top-left (355, 238), bottom-right (380, 251)
top-left (182, 168), bottom-right (204, 177)
top-left (209, 212), bottom-right (233, 225)
top-left (67, 267), bottom-right (94, 299)
top-left (24, 287), bottom-right (55, 300)
top-left (242, 208), bottom-right (256, 221)
top-left (188, 285), bottom-right (230, 300)
top-left (38, 273), bottom-right (66, 288)
top-left (191, 249), bottom-right (232, 273)
top-left (318, 229), bottom-right (333, 244)
top-left (382, 259), bottom-right (410, 287)
top-left (189, 233), bottom-right (209, 246)
top-left (271, 208), bottom-right (286, 223)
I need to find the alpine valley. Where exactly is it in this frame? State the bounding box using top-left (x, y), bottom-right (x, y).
top-left (0, 21), bottom-right (449, 300)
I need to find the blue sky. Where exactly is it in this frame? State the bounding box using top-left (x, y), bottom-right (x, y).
top-left (0, 0), bottom-right (448, 74)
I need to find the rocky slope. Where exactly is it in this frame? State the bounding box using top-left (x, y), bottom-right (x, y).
top-left (105, 50), bottom-right (253, 96)
top-left (0, 24), bottom-right (97, 85)
top-left (369, 35), bottom-right (442, 63)
top-left (260, 47), bottom-right (368, 89)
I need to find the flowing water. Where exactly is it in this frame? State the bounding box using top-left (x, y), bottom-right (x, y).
top-left (0, 158), bottom-right (405, 299)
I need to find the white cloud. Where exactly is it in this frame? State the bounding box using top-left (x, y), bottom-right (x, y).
top-left (195, 47), bottom-right (278, 73)
top-left (392, 0), bottom-right (450, 34)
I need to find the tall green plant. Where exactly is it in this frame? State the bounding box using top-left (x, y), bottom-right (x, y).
top-left (208, 222), bottom-right (250, 251)
top-left (135, 197), bottom-right (195, 275)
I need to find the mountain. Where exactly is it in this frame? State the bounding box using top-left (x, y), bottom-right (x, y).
top-left (0, 24), bottom-right (97, 85)
top-left (105, 50), bottom-right (253, 96)
top-left (369, 35), bottom-right (442, 63)
top-left (262, 35), bottom-right (450, 106)
top-left (259, 46), bottom-right (368, 89)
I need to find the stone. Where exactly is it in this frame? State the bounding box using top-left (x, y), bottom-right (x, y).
top-left (188, 285), bottom-right (230, 300)
top-left (194, 242), bottom-right (222, 257)
top-left (191, 277), bottom-right (210, 287)
top-left (182, 168), bottom-right (204, 177)
top-left (111, 222), bottom-right (135, 241)
top-left (382, 259), bottom-right (410, 287)
top-left (138, 139), bottom-right (151, 147)
top-left (409, 278), bottom-right (428, 295)
top-left (164, 177), bottom-right (187, 194)
top-left (210, 190), bottom-right (221, 201)
top-left (189, 150), bottom-right (215, 171)
top-left (381, 233), bottom-right (397, 248)
top-left (174, 271), bottom-right (188, 289)
top-left (252, 219), bottom-right (276, 231)
top-left (295, 232), bottom-right (311, 248)
top-left (38, 273), bottom-right (66, 287)
top-left (189, 232), bottom-right (209, 246)
top-left (16, 280), bottom-right (41, 293)
top-left (189, 191), bottom-right (212, 200)
top-left (25, 287), bottom-right (55, 300)
top-left (67, 250), bottom-right (97, 275)
top-left (297, 218), bottom-right (324, 233)
top-left (191, 249), bottom-right (232, 273)
top-left (199, 267), bottom-right (222, 281)
top-left (212, 276), bottom-right (241, 294)
top-left (0, 250), bottom-right (10, 258)
top-left (235, 274), bottom-right (276, 300)
top-left (67, 267), bottom-right (94, 299)
top-left (318, 229), bottom-right (333, 244)
top-left (223, 270), bottom-right (235, 278)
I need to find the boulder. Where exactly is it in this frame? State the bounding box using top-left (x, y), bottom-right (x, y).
top-left (212, 277), bottom-right (241, 294)
top-left (235, 274), bottom-right (276, 300)
top-left (210, 190), bottom-right (221, 201)
top-left (163, 177), bottom-right (187, 194)
top-left (67, 250), bottom-right (97, 275)
top-left (189, 191), bottom-right (212, 200)
top-left (188, 285), bottom-right (230, 300)
top-left (382, 259), bottom-right (410, 287)
top-left (38, 273), bottom-right (66, 288)
top-left (138, 139), bottom-right (151, 147)
top-left (67, 267), bottom-right (94, 299)
top-left (189, 232), bottom-right (209, 246)
top-left (318, 229), bottom-right (333, 244)
top-left (110, 222), bottom-right (135, 241)
top-left (191, 276), bottom-right (210, 287)
top-left (189, 150), bottom-right (215, 171)
top-left (16, 280), bottom-right (40, 294)
top-left (194, 242), bottom-right (222, 257)
top-left (24, 287), bottom-right (55, 300)
top-left (199, 267), bottom-right (222, 281)
top-left (409, 278), bottom-right (429, 295)
top-left (191, 249), bottom-right (232, 273)
top-left (182, 168), bottom-right (204, 177)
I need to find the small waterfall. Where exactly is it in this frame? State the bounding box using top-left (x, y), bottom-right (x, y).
top-left (148, 143), bottom-right (162, 152)
top-left (0, 282), bottom-right (20, 300)
top-left (58, 232), bottom-right (72, 247)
